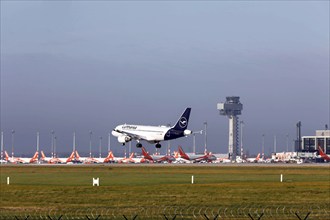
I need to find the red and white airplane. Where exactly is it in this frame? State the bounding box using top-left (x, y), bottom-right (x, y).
top-left (4, 151), bottom-right (38, 164)
top-left (40, 151), bottom-right (75, 164)
top-left (246, 153), bottom-right (261, 163)
top-left (318, 146), bottom-right (330, 162)
top-left (84, 151), bottom-right (113, 163)
top-left (141, 147), bottom-right (175, 163)
top-left (178, 146), bottom-right (216, 163)
top-left (74, 151), bottom-right (110, 164)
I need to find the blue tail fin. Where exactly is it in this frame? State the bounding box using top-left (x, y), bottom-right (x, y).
top-left (172, 108), bottom-right (191, 131)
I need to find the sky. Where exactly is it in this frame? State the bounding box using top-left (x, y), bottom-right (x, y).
top-left (1, 1), bottom-right (329, 157)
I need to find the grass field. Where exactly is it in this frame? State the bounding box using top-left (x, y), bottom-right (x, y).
top-left (1, 164), bottom-right (329, 219)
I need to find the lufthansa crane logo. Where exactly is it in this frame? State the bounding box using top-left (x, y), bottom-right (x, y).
top-left (179, 117), bottom-right (187, 128)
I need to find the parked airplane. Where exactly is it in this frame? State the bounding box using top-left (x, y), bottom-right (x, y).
top-left (246, 153), bottom-right (261, 163)
top-left (141, 147), bottom-right (175, 163)
top-left (88, 151), bottom-right (113, 163)
top-left (4, 151), bottom-right (38, 164)
top-left (112, 108), bottom-right (192, 148)
top-left (115, 152), bottom-right (144, 163)
top-left (75, 151), bottom-right (99, 164)
top-left (40, 151), bottom-right (52, 163)
top-left (318, 146), bottom-right (330, 162)
top-left (40, 151), bottom-right (75, 164)
top-left (178, 146), bottom-right (216, 163)
top-left (171, 151), bottom-right (190, 163)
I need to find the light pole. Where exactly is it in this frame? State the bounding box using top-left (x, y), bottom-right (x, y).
top-left (99, 136), bottom-right (102, 158)
top-left (11, 129), bottom-right (15, 159)
top-left (73, 132), bottom-right (76, 152)
top-left (192, 130), bottom-right (203, 154)
top-left (51, 130), bottom-right (55, 158)
top-left (54, 136), bottom-right (57, 158)
top-left (262, 134), bottom-right (265, 159)
top-left (240, 121), bottom-right (244, 158)
top-left (274, 135), bottom-right (277, 153)
top-left (167, 140), bottom-right (171, 156)
top-left (129, 141), bottom-right (131, 155)
top-left (204, 122), bottom-right (207, 153)
top-left (89, 130), bottom-right (92, 158)
top-left (36, 132), bottom-right (40, 163)
top-left (108, 132), bottom-right (111, 152)
top-left (286, 134), bottom-right (289, 152)
top-left (167, 124), bottom-right (171, 156)
top-left (1, 131), bottom-right (4, 163)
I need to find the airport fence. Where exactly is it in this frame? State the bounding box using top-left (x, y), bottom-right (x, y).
top-left (1, 205), bottom-right (329, 220)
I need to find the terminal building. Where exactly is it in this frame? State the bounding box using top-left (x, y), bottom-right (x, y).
top-left (302, 130), bottom-right (330, 154)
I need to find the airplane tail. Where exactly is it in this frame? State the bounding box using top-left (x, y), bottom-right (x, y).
top-left (318, 146), bottom-right (330, 161)
top-left (75, 150), bottom-right (80, 159)
top-left (41, 151), bottom-right (46, 159)
top-left (256, 153), bottom-right (260, 161)
top-left (318, 146), bottom-right (326, 156)
top-left (178, 146), bottom-right (190, 160)
top-left (4, 151), bottom-right (9, 160)
top-left (103, 151), bottom-right (113, 163)
top-left (66, 151), bottom-right (75, 162)
top-left (30, 151), bottom-right (39, 163)
top-left (108, 151), bottom-right (114, 159)
top-left (172, 108), bottom-right (191, 131)
top-left (141, 147), bottom-right (153, 161)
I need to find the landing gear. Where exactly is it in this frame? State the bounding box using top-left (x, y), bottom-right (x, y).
top-left (155, 143), bottom-right (161, 148)
top-left (136, 143), bottom-right (142, 148)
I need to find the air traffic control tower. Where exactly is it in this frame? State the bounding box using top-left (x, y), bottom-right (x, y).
top-left (217, 96), bottom-right (243, 161)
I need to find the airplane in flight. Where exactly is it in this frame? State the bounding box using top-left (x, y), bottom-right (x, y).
top-left (112, 108), bottom-right (192, 148)
top-left (4, 151), bottom-right (39, 164)
top-left (318, 146), bottom-right (330, 162)
top-left (178, 146), bottom-right (216, 163)
top-left (141, 147), bottom-right (175, 163)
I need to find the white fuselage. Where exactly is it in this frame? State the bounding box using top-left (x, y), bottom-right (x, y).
top-left (113, 124), bottom-right (170, 143)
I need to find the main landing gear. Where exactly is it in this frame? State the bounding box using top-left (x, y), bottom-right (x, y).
top-left (136, 142), bottom-right (162, 148)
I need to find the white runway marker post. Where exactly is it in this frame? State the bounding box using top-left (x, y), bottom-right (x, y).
top-left (93, 177), bottom-right (99, 186)
top-left (7, 177), bottom-right (10, 185)
top-left (191, 175), bottom-right (194, 184)
top-left (280, 174), bottom-right (283, 183)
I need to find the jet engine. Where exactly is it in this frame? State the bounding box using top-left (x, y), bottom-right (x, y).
top-left (184, 130), bottom-right (192, 136)
top-left (118, 135), bottom-right (131, 143)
